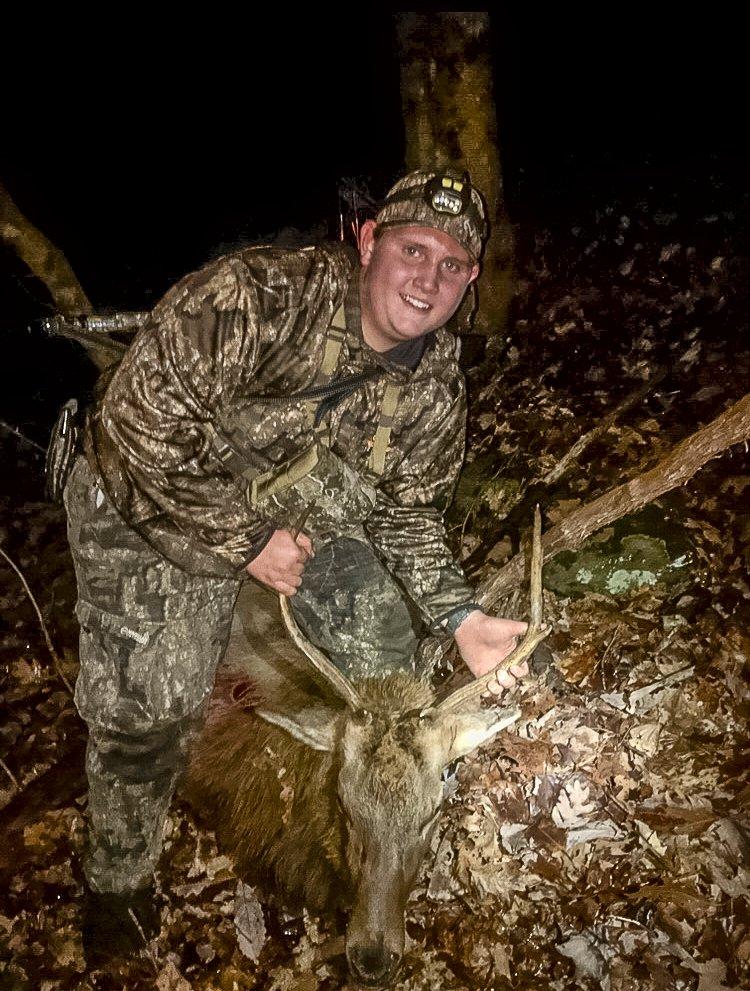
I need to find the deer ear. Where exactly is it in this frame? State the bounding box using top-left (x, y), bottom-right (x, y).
top-left (442, 707), bottom-right (521, 765)
top-left (256, 707), bottom-right (339, 752)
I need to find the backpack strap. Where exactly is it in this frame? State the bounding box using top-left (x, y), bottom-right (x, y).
top-left (319, 304), bottom-right (346, 377)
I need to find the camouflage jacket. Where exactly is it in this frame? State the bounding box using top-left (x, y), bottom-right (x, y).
top-left (85, 243), bottom-right (475, 627)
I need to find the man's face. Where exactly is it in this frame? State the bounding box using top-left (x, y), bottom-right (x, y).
top-left (358, 221), bottom-right (480, 353)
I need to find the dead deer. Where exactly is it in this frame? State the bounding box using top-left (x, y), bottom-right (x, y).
top-left (186, 510), bottom-right (549, 987)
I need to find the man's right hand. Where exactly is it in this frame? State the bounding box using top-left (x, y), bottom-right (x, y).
top-left (245, 529), bottom-right (314, 596)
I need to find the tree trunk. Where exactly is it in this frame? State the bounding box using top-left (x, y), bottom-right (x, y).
top-left (395, 12), bottom-right (514, 335)
top-left (0, 181), bottom-right (110, 370)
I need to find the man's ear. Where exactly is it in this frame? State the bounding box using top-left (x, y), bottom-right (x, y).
top-left (468, 261), bottom-right (480, 284)
top-left (359, 219), bottom-right (378, 267)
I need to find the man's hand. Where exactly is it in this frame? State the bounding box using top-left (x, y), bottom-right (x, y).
top-left (454, 611), bottom-right (529, 696)
top-left (246, 529), bottom-right (314, 596)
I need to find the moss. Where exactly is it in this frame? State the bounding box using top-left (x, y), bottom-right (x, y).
top-left (545, 505), bottom-right (694, 599)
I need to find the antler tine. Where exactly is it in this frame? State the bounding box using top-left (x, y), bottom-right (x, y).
top-left (436, 505), bottom-right (551, 712)
top-left (279, 594), bottom-right (363, 710)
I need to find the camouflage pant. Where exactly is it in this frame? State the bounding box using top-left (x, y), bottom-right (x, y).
top-left (291, 530), bottom-right (419, 679)
top-left (64, 457), bottom-right (417, 894)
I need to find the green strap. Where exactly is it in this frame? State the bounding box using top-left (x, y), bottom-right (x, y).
top-left (252, 305), bottom-right (347, 502)
top-left (305, 305), bottom-right (346, 429)
top-left (320, 305), bottom-right (346, 377)
top-left (368, 382), bottom-right (402, 475)
top-left (210, 301), bottom-right (377, 502)
top-left (250, 442), bottom-right (320, 505)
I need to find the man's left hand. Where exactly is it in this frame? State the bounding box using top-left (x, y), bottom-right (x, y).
top-left (454, 611), bottom-right (529, 695)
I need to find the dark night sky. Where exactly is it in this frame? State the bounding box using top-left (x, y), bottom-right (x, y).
top-left (1, 12), bottom-right (745, 436)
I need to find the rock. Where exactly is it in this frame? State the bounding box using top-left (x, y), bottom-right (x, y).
top-left (544, 504), bottom-right (694, 598)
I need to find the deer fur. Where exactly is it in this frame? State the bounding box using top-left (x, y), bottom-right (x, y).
top-left (186, 671), bottom-right (435, 915)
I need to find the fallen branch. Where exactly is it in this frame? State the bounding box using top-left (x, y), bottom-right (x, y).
top-left (457, 372), bottom-right (666, 575)
top-left (479, 390), bottom-right (750, 608)
top-left (421, 390), bottom-right (750, 672)
top-left (0, 544), bottom-right (73, 695)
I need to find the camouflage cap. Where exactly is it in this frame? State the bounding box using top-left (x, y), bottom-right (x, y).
top-left (375, 168), bottom-right (488, 261)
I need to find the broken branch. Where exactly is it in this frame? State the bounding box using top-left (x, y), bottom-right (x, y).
top-left (0, 544), bottom-right (73, 695)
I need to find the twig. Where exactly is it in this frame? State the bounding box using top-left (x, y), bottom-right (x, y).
top-left (484, 372), bottom-right (667, 528)
top-left (0, 757), bottom-right (20, 793)
top-left (580, 624), bottom-right (623, 689)
top-left (0, 420), bottom-right (46, 454)
top-left (0, 544), bottom-right (73, 695)
top-left (127, 907), bottom-right (160, 974)
top-left (540, 371), bottom-right (666, 490)
top-left (605, 915), bottom-right (648, 928)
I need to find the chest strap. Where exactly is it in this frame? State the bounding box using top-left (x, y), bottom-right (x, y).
top-left (320, 305), bottom-right (346, 376)
top-left (208, 302), bottom-right (404, 501)
top-left (305, 304), bottom-right (346, 434)
top-left (368, 381), bottom-right (402, 475)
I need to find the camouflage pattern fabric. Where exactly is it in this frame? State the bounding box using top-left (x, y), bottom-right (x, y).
top-left (64, 456), bottom-right (241, 893)
top-left (68, 239), bottom-right (481, 895)
top-left (259, 440), bottom-right (377, 541)
top-left (84, 243), bottom-right (476, 627)
top-left (290, 530), bottom-right (419, 679)
top-left (375, 168), bottom-right (488, 262)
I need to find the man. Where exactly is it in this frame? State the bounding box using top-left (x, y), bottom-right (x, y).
top-left (64, 168), bottom-right (528, 956)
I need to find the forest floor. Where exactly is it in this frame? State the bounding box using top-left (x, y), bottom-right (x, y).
top-left (1, 174), bottom-right (749, 990)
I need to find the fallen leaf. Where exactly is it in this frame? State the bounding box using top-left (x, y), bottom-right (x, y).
top-left (234, 879), bottom-right (266, 962)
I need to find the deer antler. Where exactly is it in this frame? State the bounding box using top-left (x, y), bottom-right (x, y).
top-left (436, 505), bottom-right (551, 711)
top-left (278, 595), bottom-right (363, 710)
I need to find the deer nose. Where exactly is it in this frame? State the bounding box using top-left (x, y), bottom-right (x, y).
top-left (347, 939), bottom-right (400, 985)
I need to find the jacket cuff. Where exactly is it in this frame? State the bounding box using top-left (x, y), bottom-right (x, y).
top-left (238, 523), bottom-right (278, 573)
top-left (431, 602), bottom-right (485, 636)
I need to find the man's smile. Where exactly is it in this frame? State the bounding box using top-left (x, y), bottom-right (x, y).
top-left (400, 292), bottom-right (432, 312)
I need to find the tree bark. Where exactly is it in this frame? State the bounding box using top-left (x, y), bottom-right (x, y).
top-left (478, 391), bottom-right (750, 607)
top-left (0, 181), bottom-right (110, 370)
top-left (395, 12), bottom-right (514, 335)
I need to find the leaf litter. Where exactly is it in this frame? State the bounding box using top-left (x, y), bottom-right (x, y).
top-left (1, 176), bottom-right (749, 989)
